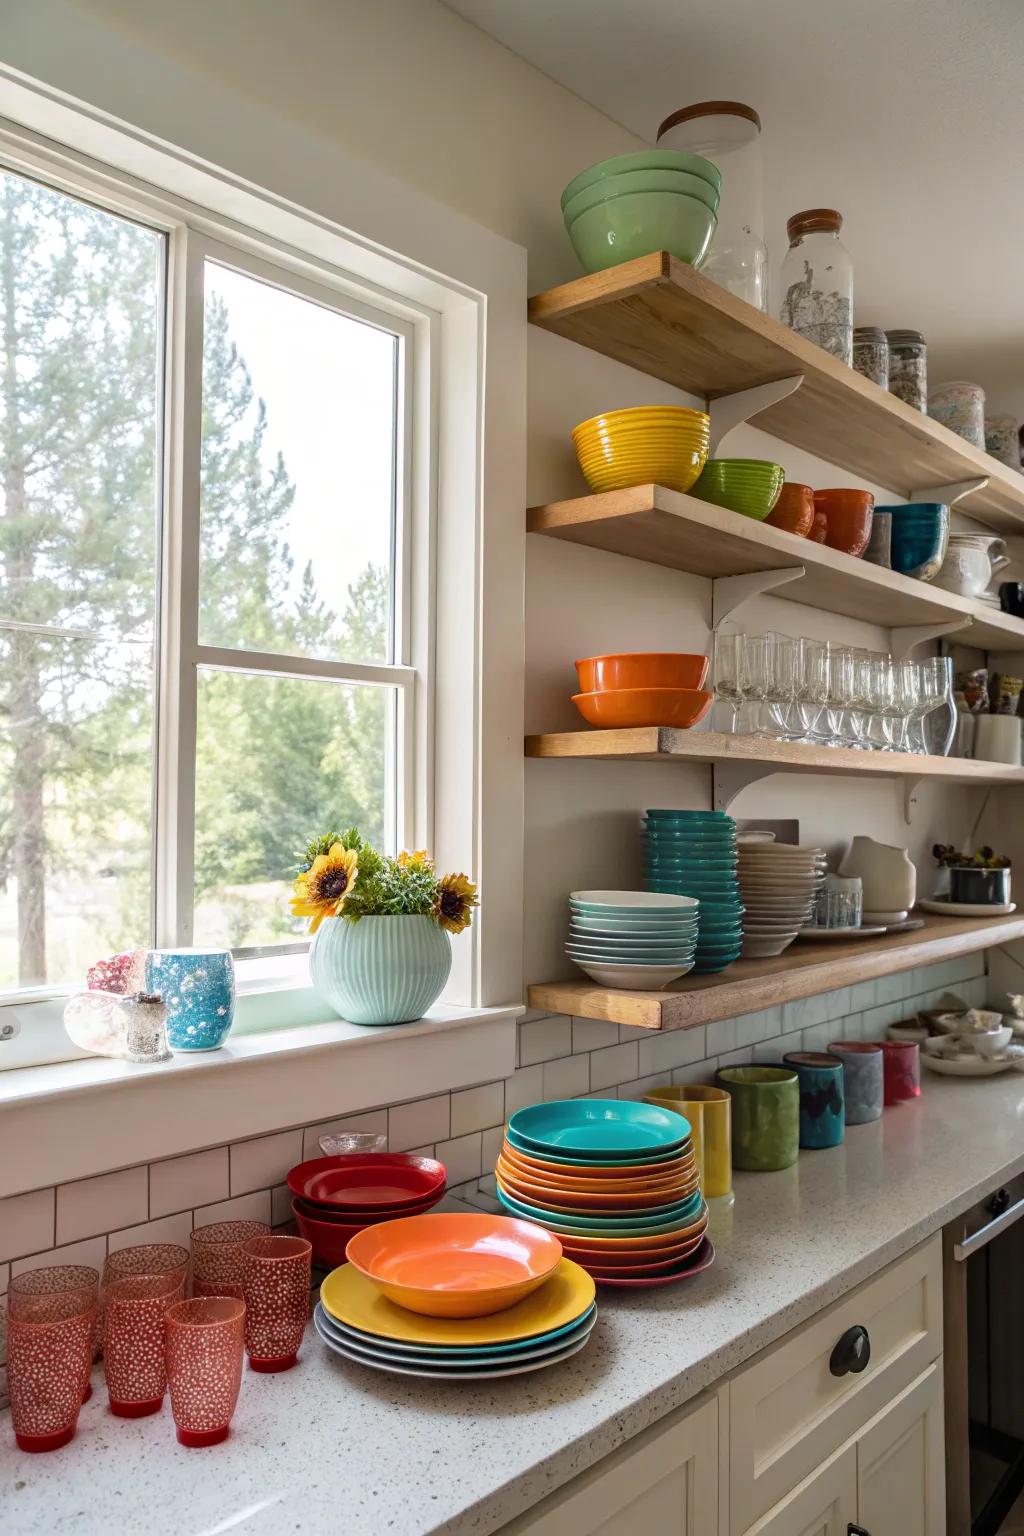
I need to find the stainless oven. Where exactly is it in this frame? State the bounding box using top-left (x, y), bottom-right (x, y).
top-left (944, 1170), bottom-right (1024, 1534)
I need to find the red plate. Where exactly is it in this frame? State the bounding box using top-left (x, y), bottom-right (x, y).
top-left (590, 1239), bottom-right (716, 1287)
top-left (287, 1153), bottom-right (445, 1209)
top-left (291, 1191), bottom-right (443, 1225)
top-left (560, 1230), bottom-right (706, 1268)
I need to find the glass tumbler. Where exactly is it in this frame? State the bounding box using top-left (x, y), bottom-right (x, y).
top-left (241, 1235), bottom-right (312, 1372)
top-left (7, 1268), bottom-right (98, 1451)
top-left (795, 638), bottom-right (828, 742)
top-left (104, 1272), bottom-right (186, 1417)
top-left (738, 633), bottom-right (770, 734)
top-left (191, 1220), bottom-right (271, 1301)
top-left (165, 1297), bottom-right (246, 1447)
top-left (712, 629), bottom-right (742, 733)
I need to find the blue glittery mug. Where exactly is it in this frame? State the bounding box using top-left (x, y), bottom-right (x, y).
top-left (145, 949), bottom-right (235, 1052)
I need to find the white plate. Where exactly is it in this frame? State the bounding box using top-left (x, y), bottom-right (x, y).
top-left (568, 929), bottom-right (697, 946)
top-left (796, 925), bottom-right (887, 940)
top-left (570, 891), bottom-right (698, 909)
top-left (313, 1306), bottom-right (594, 1378)
top-left (570, 958), bottom-right (694, 988)
top-left (918, 898), bottom-right (1017, 917)
top-left (921, 1053), bottom-right (1016, 1077)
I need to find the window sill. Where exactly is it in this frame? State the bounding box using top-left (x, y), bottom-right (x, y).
top-left (0, 1002), bottom-right (522, 1199)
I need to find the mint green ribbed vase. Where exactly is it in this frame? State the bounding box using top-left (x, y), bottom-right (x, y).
top-left (309, 915), bottom-right (452, 1026)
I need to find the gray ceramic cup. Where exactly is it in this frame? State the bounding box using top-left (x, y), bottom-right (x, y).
top-left (827, 1041), bottom-right (884, 1125)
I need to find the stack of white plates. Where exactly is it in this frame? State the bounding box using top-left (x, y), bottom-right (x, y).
top-left (566, 890), bottom-right (699, 988)
top-left (737, 844), bottom-right (826, 958)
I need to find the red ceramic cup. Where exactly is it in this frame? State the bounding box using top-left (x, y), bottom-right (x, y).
top-left (103, 1272), bottom-right (186, 1417)
top-left (813, 489), bottom-right (875, 557)
top-left (165, 1297), bottom-right (246, 1447)
top-left (878, 1040), bottom-right (921, 1104)
top-left (191, 1220), bottom-right (271, 1301)
top-left (7, 1278), bottom-right (98, 1451)
top-left (8, 1264), bottom-right (100, 1409)
top-left (765, 482), bottom-right (815, 538)
top-left (241, 1235), bottom-right (312, 1373)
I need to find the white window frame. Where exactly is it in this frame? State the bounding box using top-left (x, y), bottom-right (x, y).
top-left (0, 70), bottom-right (526, 1074)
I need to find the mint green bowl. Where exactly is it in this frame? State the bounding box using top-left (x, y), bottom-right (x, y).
top-left (564, 167), bottom-right (720, 223)
top-left (691, 458), bottom-right (785, 521)
top-left (561, 149), bottom-right (721, 210)
top-left (567, 191), bottom-right (716, 275)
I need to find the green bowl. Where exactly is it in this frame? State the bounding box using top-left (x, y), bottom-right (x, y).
top-left (567, 191), bottom-right (716, 275)
top-left (564, 167), bottom-right (720, 224)
top-left (691, 457), bottom-right (785, 521)
top-left (561, 150), bottom-right (721, 211)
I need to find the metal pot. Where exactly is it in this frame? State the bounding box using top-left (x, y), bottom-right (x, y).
top-left (948, 866), bottom-right (1012, 905)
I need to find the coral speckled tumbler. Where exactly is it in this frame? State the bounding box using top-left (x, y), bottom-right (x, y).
top-left (165, 1297), bottom-right (245, 1447)
top-left (241, 1235), bottom-right (312, 1373)
top-left (104, 1272), bottom-right (186, 1417)
top-left (7, 1268), bottom-right (98, 1452)
top-left (191, 1220), bottom-right (271, 1301)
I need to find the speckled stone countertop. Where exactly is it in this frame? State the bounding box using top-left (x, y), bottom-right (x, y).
top-left (5, 1073), bottom-right (1024, 1535)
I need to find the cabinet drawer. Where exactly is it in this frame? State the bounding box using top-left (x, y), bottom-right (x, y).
top-left (500, 1392), bottom-right (718, 1536)
top-left (727, 1235), bottom-right (941, 1533)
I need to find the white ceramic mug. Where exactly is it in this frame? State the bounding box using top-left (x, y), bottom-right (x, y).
top-left (974, 713), bottom-right (1022, 765)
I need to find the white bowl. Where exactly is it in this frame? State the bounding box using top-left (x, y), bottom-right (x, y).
top-left (570, 958), bottom-right (695, 988)
top-left (969, 1026), bottom-right (1013, 1057)
top-left (740, 934), bottom-right (797, 958)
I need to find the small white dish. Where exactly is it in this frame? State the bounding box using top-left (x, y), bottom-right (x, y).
top-left (970, 1026), bottom-right (1014, 1057)
top-left (918, 897), bottom-right (1017, 917)
top-left (921, 1053), bottom-right (1015, 1077)
top-left (796, 925), bottom-right (887, 940)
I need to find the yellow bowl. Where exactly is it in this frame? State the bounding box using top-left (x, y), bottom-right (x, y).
top-left (576, 442), bottom-right (708, 495)
top-left (574, 406), bottom-right (711, 435)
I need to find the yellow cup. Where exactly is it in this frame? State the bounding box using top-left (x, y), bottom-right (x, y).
top-left (644, 1085), bottom-right (732, 1199)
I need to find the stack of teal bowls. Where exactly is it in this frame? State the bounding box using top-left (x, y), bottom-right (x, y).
top-left (643, 810), bottom-right (743, 975)
top-left (561, 150), bottom-right (721, 275)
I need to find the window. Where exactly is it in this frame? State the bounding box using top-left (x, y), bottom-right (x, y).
top-left (0, 167), bottom-right (420, 997)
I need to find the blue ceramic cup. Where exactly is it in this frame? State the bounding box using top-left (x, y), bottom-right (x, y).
top-left (782, 1051), bottom-right (845, 1149)
top-left (827, 1041), bottom-right (884, 1124)
top-left (145, 949), bottom-right (235, 1052)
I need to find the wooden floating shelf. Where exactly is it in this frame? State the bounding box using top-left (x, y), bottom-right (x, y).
top-left (525, 728), bottom-right (1024, 786)
top-left (528, 485), bottom-right (1024, 652)
top-left (528, 914), bottom-right (1024, 1031)
top-left (529, 254), bottom-right (1024, 535)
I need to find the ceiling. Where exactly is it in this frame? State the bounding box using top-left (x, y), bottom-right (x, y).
top-left (446, 0), bottom-right (1024, 415)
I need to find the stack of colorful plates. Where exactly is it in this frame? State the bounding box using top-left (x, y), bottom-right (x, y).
top-left (737, 843), bottom-right (826, 957)
top-left (567, 890), bottom-right (699, 989)
top-left (314, 1256), bottom-right (596, 1380)
top-left (288, 1153), bottom-right (446, 1268)
top-left (643, 810), bottom-right (742, 974)
top-left (495, 1100), bottom-right (713, 1288)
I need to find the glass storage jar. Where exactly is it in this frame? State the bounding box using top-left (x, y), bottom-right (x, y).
top-left (928, 381), bottom-right (985, 450)
top-left (985, 413), bottom-right (1020, 468)
top-left (853, 326), bottom-right (889, 389)
top-left (779, 209), bottom-right (853, 364)
top-left (657, 100), bottom-right (767, 311)
top-left (886, 330), bottom-right (927, 411)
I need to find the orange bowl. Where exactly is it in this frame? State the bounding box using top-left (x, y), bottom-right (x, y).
top-left (344, 1213), bottom-right (563, 1318)
top-left (572, 687), bottom-right (713, 730)
top-left (765, 482), bottom-right (815, 537)
top-left (575, 653), bottom-right (709, 692)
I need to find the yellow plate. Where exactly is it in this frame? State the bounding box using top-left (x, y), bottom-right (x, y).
top-left (319, 1257), bottom-right (595, 1345)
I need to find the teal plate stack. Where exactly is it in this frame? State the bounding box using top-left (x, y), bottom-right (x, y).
top-left (643, 809), bottom-right (743, 974)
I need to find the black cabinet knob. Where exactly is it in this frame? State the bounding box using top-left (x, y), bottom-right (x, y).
top-left (829, 1324), bottom-right (871, 1377)
top-left (848, 1525), bottom-right (872, 1535)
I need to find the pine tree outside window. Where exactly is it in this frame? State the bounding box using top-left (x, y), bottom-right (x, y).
top-left (0, 166), bottom-right (417, 1001)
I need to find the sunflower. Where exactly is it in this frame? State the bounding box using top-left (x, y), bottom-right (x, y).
top-left (290, 843), bottom-right (359, 932)
top-left (397, 849), bottom-right (434, 872)
top-left (434, 872), bottom-right (478, 934)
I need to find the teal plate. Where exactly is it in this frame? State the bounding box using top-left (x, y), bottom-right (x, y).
top-left (570, 901), bottom-right (698, 917)
top-left (509, 1097), bottom-right (690, 1156)
top-left (496, 1185), bottom-right (702, 1231)
top-left (315, 1300), bottom-right (598, 1359)
top-left (496, 1188), bottom-right (705, 1236)
top-left (645, 809), bottom-right (733, 821)
top-left (566, 947), bottom-right (697, 962)
top-left (504, 1129), bottom-right (686, 1167)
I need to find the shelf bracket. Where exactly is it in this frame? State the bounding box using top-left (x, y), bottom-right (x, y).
top-left (907, 476), bottom-right (989, 508)
top-left (712, 761), bottom-right (777, 812)
top-left (902, 777), bottom-right (923, 825)
top-left (890, 618), bottom-right (971, 660)
top-left (707, 375), bottom-right (805, 457)
top-left (712, 565), bottom-right (806, 628)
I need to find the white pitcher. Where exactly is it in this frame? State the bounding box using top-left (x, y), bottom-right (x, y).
top-left (839, 836), bottom-right (917, 915)
top-left (932, 533), bottom-right (1009, 597)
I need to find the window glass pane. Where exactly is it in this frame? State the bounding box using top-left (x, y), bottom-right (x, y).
top-left (199, 262), bottom-right (397, 665)
top-left (193, 669), bottom-right (393, 949)
top-left (0, 633), bottom-right (154, 989)
top-left (0, 170), bottom-right (162, 992)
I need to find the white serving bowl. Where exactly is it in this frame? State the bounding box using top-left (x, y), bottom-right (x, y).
top-left (570, 958), bottom-right (695, 988)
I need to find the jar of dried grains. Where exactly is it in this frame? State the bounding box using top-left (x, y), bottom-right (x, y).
top-left (886, 329), bottom-right (927, 411)
top-left (928, 381), bottom-right (986, 449)
top-left (985, 414), bottom-right (1020, 469)
top-left (779, 209), bottom-right (853, 363)
top-left (852, 326), bottom-right (889, 389)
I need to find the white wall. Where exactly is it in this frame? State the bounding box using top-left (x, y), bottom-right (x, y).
top-left (0, 0), bottom-right (1006, 998)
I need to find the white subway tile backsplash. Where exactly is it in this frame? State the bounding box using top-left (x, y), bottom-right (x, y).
top-left (717, 1047), bottom-right (754, 1068)
top-left (782, 988), bottom-right (851, 1032)
top-left (150, 1148), bottom-right (228, 1218)
top-left (56, 1167), bottom-right (147, 1246)
top-left (388, 1095), bottom-right (450, 1152)
top-left (271, 1184), bottom-right (293, 1227)
top-left (801, 1021), bottom-right (840, 1053)
top-left (0, 1261), bottom-right (8, 1295)
top-left (542, 1054), bottom-right (589, 1099)
top-left (618, 1024), bottom-right (652, 1042)
top-left (860, 1001), bottom-right (909, 1038)
top-left (519, 1015), bottom-right (572, 1066)
top-left (435, 1133), bottom-right (483, 1185)
top-left (450, 1082), bottom-right (504, 1138)
top-left (11, 1234), bottom-right (107, 1277)
top-left (589, 1041), bottom-right (638, 1091)
top-left (109, 1211), bottom-right (194, 1250)
top-left (753, 1030), bottom-right (803, 1063)
top-left (615, 1074), bottom-right (669, 1101)
top-left (504, 1064), bottom-right (545, 1117)
top-left (735, 1008), bottom-right (783, 1048)
top-left (0, 1189), bottom-right (54, 1264)
top-left (302, 1109), bottom-right (388, 1159)
top-left (637, 1026), bottom-right (707, 1080)
top-left (873, 972), bottom-right (910, 1006)
top-left (571, 1019), bottom-right (619, 1053)
top-left (230, 1130), bottom-right (303, 1196)
top-left (672, 1059), bottom-right (718, 1087)
top-left (194, 1190), bottom-right (273, 1227)
top-left (848, 980), bottom-right (878, 1011)
top-left (480, 1126), bottom-right (503, 1172)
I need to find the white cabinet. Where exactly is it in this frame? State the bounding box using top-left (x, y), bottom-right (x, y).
top-left (500, 1392), bottom-right (718, 1536)
top-left (744, 1445), bottom-right (857, 1536)
top-left (856, 1363), bottom-right (945, 1536)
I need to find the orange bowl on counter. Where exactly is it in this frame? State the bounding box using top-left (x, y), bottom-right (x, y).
top-left (575, 652), bottom-right (709, 692)
top-left (765, 482), bottom-right (815, 538)
top-left (572, 686), bottom-right (713, 730)
top-left (814, 488), bottom-right (875, 557)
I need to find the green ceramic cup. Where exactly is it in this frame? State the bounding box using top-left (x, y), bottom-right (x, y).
top-left (716, 1066), bottom-right (799, 1172)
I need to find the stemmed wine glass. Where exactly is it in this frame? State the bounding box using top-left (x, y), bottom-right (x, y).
top-left (794, 637), bottom-right (829, 743)
top-left (764, 632), bottom-right (800, 740)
